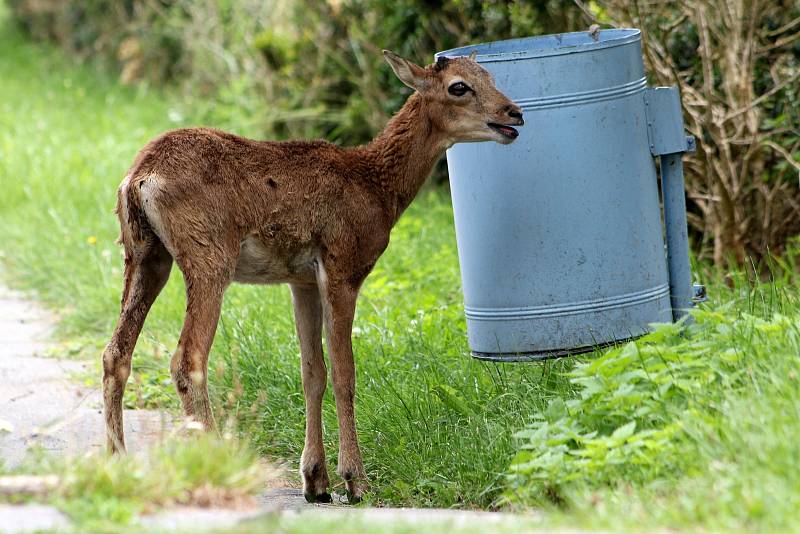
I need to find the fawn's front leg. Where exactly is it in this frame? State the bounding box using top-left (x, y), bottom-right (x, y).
top-left (291, 284), bottom-right (332, 503)
top-left (320, 277), bottom-right (367, 503)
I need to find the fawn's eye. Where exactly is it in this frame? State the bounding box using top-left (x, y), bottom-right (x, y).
top-left (448, 82), bottom-right (470, 97)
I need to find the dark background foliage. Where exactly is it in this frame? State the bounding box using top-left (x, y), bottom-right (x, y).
top-left (7, 0), bottom-right (799, 265)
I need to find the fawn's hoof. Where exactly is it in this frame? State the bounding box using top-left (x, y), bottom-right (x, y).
top-left (345, 489), bottom-right (363, 504)
top-left (304, 491), bottom-right (332, 504)
top-left (344, 478), bottom-right (367, 504)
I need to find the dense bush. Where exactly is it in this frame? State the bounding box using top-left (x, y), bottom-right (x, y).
top-left (594, 0), bottom-right (800, 265)
top-left (5, 0), bottom-right (581, 143)
top-left (7, 0), bottom-right (799, 261)
top-left (258, 0), bottom-right (582, 144)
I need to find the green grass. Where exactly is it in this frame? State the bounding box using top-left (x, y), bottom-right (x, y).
top-left (0, 11), bottom-right (574, 510)
top-left (8, 432), bottom-right (267, 530)
top-left (2, 7), bottom-right (800, 532)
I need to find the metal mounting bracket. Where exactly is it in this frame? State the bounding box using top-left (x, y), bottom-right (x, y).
top-left (644, 87), bottom-right (694, 156)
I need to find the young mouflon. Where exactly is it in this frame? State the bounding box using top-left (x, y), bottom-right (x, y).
top-left (102, 50), bottom-right (523, 503)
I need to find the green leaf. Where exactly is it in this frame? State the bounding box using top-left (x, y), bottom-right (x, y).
top-left (611, 421), bottom-right (637, 441)
top-left (544, 398), bottom-right (568, 422)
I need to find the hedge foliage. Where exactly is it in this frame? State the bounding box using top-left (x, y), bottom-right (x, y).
top-left (6, 0), bottom-right (581, 144)
top-left (8, 0), bottom-right (799, 261)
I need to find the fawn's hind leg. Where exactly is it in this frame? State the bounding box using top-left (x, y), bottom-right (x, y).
top-left (291, 284), bottom-right (332, 503)
top-left (103, 239), bottom-right (172, 453)
top-left (170, 270), bottom-right (231, 431)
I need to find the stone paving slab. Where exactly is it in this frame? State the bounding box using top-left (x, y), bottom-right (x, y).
top-left (0, 284), bottom-right (317, 532)
top-left (0, 503), bottom-right (71, 533)
top-left (140, 506), bottom-right (268, 532)
top-left (0, 285), bottom-right (173, 468)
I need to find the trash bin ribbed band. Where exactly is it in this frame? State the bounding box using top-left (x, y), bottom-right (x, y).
top-left (515, 77), bottom-right (647, 110)
top-left (464, 284), bottom-right (670, 320)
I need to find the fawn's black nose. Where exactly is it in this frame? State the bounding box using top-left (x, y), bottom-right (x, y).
top-left (507, 108), bottom-right (524, 125)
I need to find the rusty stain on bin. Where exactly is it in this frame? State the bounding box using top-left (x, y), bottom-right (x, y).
top-left (436, 29), bottom-right (699, 361)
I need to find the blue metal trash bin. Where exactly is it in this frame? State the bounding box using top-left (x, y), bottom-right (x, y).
top-left (436, 29), bottom-right (699, 361)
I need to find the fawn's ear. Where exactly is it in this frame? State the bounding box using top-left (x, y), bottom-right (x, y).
top-left (383, 50), bottom-right (428, 91)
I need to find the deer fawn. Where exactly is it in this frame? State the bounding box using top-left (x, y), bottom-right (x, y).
top-left (102, 50), bottom-right (523, 503)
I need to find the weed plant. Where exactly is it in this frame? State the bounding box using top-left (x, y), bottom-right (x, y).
top-left (507, 256), bottom-right (800, 531)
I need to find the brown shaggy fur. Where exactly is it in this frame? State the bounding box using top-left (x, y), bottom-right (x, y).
top-left (102, 51), bottom-right (522, 503)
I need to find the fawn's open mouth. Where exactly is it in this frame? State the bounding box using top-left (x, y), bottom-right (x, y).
top-left (488, 123), bottom-right (519, 140)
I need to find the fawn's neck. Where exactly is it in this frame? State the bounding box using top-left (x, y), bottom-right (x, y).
top-left (363, 93), bottom-right (451, 217)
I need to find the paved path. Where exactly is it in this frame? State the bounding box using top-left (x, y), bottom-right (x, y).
top-left (0, 285), bottom-right (169, 468)
top-left (0, 285), bottom-right (293, 532)
top-left (0, 284), bottom-right (545, 533)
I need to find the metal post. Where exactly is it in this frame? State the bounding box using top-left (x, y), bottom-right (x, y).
top-left (660, 151), bottom-right (693, 322)
top-left (644, 87), bottom-right (700, 324)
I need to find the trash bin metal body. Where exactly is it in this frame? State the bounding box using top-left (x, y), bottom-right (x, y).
top-left (436, 30), bottom-right (677, 358)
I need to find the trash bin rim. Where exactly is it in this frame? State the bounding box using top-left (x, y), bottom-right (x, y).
top-left (435, 29), bottom-right (641, 63)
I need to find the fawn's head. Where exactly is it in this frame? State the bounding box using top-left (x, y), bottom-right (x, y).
top-left (383, 50), bottom-right (523, 145)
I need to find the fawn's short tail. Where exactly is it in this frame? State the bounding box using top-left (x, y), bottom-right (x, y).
top-left (115, 174), bottom-right (152, 254)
